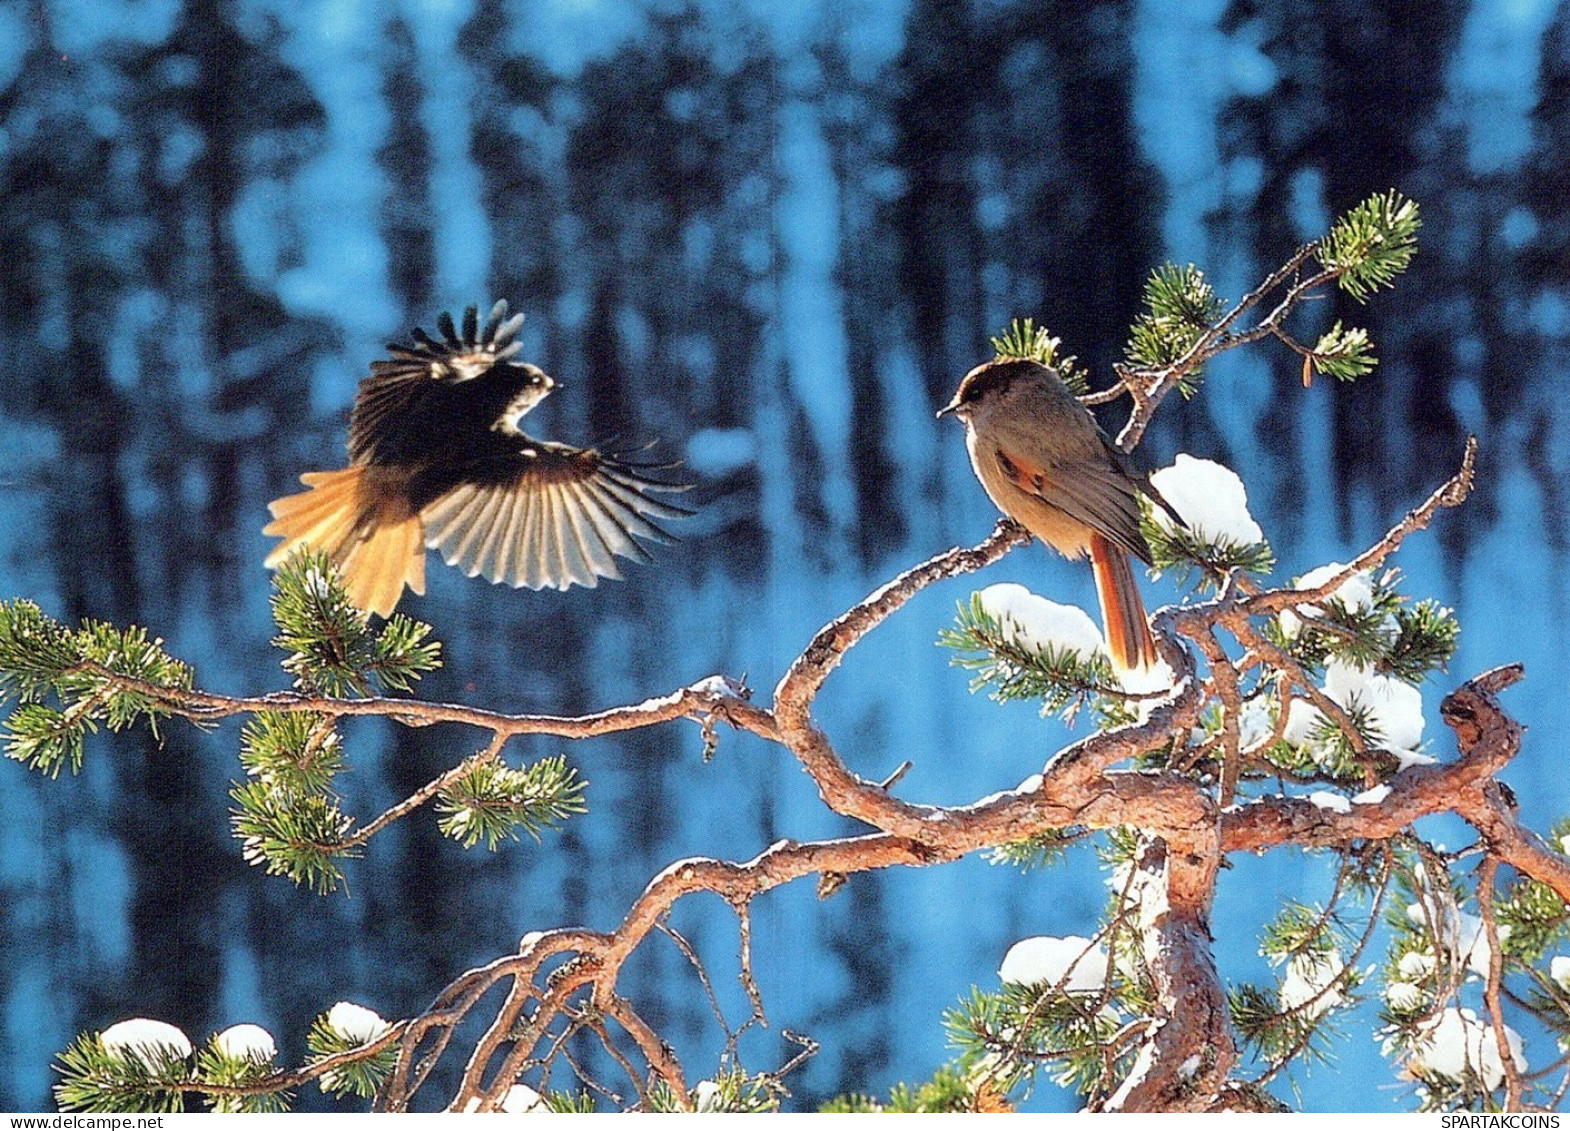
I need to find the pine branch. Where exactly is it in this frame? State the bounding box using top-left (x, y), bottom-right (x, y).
top-left (939, 593), bottom-right (1117, 717)
top-left (1112, 191), bottom-right (1421, 450)
top-left (435, 754), bottom-right (587, 849)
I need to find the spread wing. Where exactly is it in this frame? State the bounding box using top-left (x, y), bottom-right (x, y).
top-left (349, 301), bottom-right (526, 463)
top-left (412, 443), bottom-right (694, 591)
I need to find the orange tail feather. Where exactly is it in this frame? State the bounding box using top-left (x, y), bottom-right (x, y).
top-left (1089, 534), bottom-right (1156, 672)
top-left (263, 466), bottom-right (425, 618)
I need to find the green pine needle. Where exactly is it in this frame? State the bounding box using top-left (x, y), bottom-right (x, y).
top-left (820, 1093), bottom-right (885, 1113)
top-left (305, 1014), bottom-right (397, 1100)
top-left (1495, 877), bottom-right (1570, 962)
top-left (1124, 263), bottom-right (1225, 395)
top-left (196, 1040), bottom-right (289, 1114)
top-left (885, 1065), bottom-right (987, 1113)
top-left (1318, 190), bottom-right (1421, 302)
top-left (1383, 599), bottom-right (1459, 683)
top-left (436, 754), bottom-right (587, 850)
top-left (269, 551), bottom-right (441, 697)
top-left (939, 594), bottom-right (1116, 718)
top-left (231, 782), bottom-right (357, 893)
top-left (54, 1034), bottom-right (193, 1114)
top-left (990, 318), bottom-right (1091, 395)
top-left (1273, 574), bottom-right (1457, 684)
top-left (1309, 321), bottom-right (1377, 381)
top-left (239, 711), bottom-right (346, 797)
top-left (986, 828), bottom-right (1078, 872)
top-left (649, 1069), bottom-right (780, 1113)
top-left (1140, 505), bottom-right (1275, 591)
top-left (0, 599), bottom-right (87, 704)
top-left (0, 600), bottom-right (194, 776)
top-left (946, 981), bottom-right (1125, 1097)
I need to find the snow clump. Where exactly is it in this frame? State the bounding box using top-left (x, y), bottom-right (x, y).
top-left (1398, 1007), bottom-right (1526, 1089)
top-left (213, 1023), bottom-right (276, 1063)
top-left (101, 1019), bottom-right (193, 1071)
top-left (1278, 952), bottom-right (1346, 1019)
top-left (326, 1001), bottom-right (389, 1043)
top-left (1148, 455), bottom-right (1264, 547)
top-left (502, 1084), bottom-right (549, 1113)
top-left (1282, 660), bottom-right (1425, 763)
top-left (1406, 903), bottom-right (1509, 979)
top-left (1278, 562), bottom-right (1379, 639)
top-left (998, 936), bottom-right (1108, 994)
top-left (975, 584), bottom-right (1106, 662)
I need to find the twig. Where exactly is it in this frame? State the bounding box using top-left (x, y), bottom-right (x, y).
top-left (1478, 855), bottom-right (1526, 1110)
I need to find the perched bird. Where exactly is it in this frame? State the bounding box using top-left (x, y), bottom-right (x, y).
top-left (938, 357), bottom-right (1177, 672)
top-left (264, 301), bottom-right (691, 616)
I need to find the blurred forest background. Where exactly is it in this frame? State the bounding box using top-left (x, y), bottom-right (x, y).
top-left (2, 0), bottom-right (1567, 1112)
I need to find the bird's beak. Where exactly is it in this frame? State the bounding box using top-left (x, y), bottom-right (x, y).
top-left (936, 400), bottom-right (959, 419)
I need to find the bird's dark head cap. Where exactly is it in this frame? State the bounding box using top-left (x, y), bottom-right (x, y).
top-left (938, 358), bottom-right (1053, 419)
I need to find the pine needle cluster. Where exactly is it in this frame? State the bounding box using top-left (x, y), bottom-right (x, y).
top-left (270, 550), bottom-right (441, 695)
top-left (0, 600), bottom-right (193, 776)
top-left (55, 1028), bottom-right (289, 1114)
top-left (939, 594), bottom-right (1117, 719)
top-left (1124, 263), bottom-right (1224, 396)
top-left (1141, 507), bottom-right (1276, 590)
top-left (990, 318), bottom-right (1091, 395)
top-left (435, 753), bottom-right (587, 849)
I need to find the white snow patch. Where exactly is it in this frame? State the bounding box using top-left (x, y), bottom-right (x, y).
top-left (1179, 1053), bottom-right (1203, 1079)
top-left (1278, 562), bottom-right (1377, 639)
top-left (1119, 658), bottom-right (1177, 696)
top-left (1148, 454), bottom-right (1264, 547)
top-left (1398, 950), bottom-right (1437, 979)
top-left (688, 675), bottom-right (743, 698)
top-left (1325, 662), bottom-right (1425, 751)
top-left (519, 931), bottom-right (546, 949)
top-left (999, 936), bottom-right (1108, 994)
top-left (1237, 697), bottom-right (1274, 747)
top-left (1401, 1007), bottom-right (1526, 1089)
top-left (502, 1084), bottom-right (548, 1113)
top-left (693, 1080), bottom-right (723, 1112)
top-left (1393, 747), bottom-right (1437, 770)
top-left (1406, 904), bottom-right (1509, 979)
top-left (1017, 773), bottom-right (1043, 794)
top-left (213, 1023), bottom-right (276, 1063)
top-left (326, 1001), bottom-right (389, 1043)
top-left (1308, 791), bottom-right (1352, 815)
top-left (1279, 952), bottom-right (1345, 1019)
top-left (101, 1019), bottom-right (192, 1071)
top-left (1352, 785), bottom-right (1392, 806)
top-left (1281, 661), bottom-right (1426, 760)
top-left (975, 584), bottom-right (1107, 661)
top-left (1551, 956), bottom-right (1570, 992)
top-left (1385, 981), bottom-right (1424, 1012)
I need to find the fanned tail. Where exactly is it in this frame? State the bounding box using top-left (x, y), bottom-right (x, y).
top-left (263, 466), bottom-right (426, 618)
top-left (1089, 533), bottom-right (1157, 673)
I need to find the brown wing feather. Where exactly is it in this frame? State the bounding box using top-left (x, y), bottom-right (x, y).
top-left (994, 444), bottom-right (1152, 564)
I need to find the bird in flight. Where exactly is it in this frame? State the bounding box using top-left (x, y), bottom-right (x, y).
top-left (264, 301), bottom-right (691, 616)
